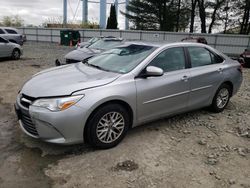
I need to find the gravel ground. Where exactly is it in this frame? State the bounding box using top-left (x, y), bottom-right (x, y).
top-left (0, 42), bottom-right (249, 188)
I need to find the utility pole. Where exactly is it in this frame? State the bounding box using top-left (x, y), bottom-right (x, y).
top-left (63, 0), bottom-right (67, 27)
top-left (114, 0), bottom-right (118, 20)
top-left (125, 0), bottom-right (129, 29)
top-left (99, 0), bottom-right (107, 29)
top-left (82, 0), bottom-right (88, 24)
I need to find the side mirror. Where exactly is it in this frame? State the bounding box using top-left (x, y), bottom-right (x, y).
top-left (145, 66), bottom-right (164, 77)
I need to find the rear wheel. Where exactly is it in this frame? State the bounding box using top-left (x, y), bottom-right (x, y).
top-left (210, 84), bottom-right (231, 113)
top-left (12, 49), bottom-right (20, 60)
top-left (85, 104), bottom-right (130, 149)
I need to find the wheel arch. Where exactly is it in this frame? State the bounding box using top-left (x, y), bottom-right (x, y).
top-left (13, 47), bottom-right (20, 53)
top-left (83, 99), bottom-right (134, 143)
top-left (222, 81), bottom-right (233, 97)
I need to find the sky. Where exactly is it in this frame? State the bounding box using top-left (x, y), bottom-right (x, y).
top-left (0, 0), bottom-right (126, 29)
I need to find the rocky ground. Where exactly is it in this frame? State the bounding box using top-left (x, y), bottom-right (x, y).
top-left (0, 42), bottom-right (249, 188)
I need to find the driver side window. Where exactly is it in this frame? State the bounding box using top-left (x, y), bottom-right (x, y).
top-left (149, 47), bottom-right (186, 72)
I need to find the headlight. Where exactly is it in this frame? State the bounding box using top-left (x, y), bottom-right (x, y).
top-left (32, 95), bottom-right (84, 112)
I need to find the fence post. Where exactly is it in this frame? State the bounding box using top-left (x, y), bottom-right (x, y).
top-left (82, 30), bottom-right (84, 42)
top-left (214, 34), bottom-right (218, 49)
top-left (50, 29), bottom-right (53, 43)
top-left (247, 36), bottom-right (250, 49)
top-left (36, 27), bottom-right (38, 42)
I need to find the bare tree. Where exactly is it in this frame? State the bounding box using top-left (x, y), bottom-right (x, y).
top-left (208, 0), bottom-right (224, 33)
top-left (197, 0), bottom-right (206, 33)
top-left (189, 0), bottom-right (198, 33)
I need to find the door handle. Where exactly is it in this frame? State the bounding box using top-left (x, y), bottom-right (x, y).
top-left (181, 75), bottom-right (189, 82)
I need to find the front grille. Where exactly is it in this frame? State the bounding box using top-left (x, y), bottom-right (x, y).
top-left (66, 59), bottom-right (80, 64)
top-left (21, 112), bottom-right (38, 136)
top-left (20, 94), bottom-right (36, 108)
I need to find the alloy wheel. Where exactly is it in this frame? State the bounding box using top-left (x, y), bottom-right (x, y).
top-left (216, 88), bottom-right (229, 109)
top-left (96, 112), bottom-right (125, 144)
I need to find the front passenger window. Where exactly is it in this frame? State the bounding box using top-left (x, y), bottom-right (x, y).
top-left (149, 47), bottom-right (186, 72)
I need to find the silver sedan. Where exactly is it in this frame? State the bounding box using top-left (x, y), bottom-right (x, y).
top-left (0, 36), bottom-right (23, 59)
top-left (15, 42), bottom-right (242, 148)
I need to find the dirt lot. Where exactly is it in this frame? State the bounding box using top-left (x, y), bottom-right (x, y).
top-left (0, 42), bottom-right (249, 188)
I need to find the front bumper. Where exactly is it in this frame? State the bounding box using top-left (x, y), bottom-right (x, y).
top-left (15, 94), bottom-right (87, 145)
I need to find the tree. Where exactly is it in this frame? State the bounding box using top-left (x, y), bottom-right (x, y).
top-left (197, 0), bottom-right (206, 33)
top-left (208, 0), bottom-right (225, 33)
top-left (106, 4), bottom-right (118, 29)
top-left (122, 0), bottom-right (190, 31)
top-left (239, 0), bottom-right (250, 34)
top-left (189, 0), bottom-right (198, 33)
top-left (1, 15), bottom-right (24, 27)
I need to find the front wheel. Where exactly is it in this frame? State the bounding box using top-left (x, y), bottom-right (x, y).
top-left (85, 104), bottom-right (130, 149)
top-left (12, 49), bottom-right (20, 60)
top-left (210, 84), bottom-right (231, 113)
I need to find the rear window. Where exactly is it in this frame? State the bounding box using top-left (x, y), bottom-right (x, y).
top-left (0, 29), bottom-right (5, 34)
top-left (5, 29), bottom-right (18, 34)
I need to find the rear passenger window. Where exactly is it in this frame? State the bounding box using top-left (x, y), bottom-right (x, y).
top-left (188, 47), bottom-right (223, 68)
top-left (149, 47), bottom-right (186, 72)
top-left (0, 29), bottom-right (5, 34)
top-left (5, 29), bottom-right (18, 34)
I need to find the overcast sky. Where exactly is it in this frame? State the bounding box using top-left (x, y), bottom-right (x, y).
top-left (0, 0), bottom-right (126, 28)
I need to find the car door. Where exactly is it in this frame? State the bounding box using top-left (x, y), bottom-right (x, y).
top-left (135, 47), bottom-right (191, 124)
top-left (0, 37), bottom-right (8, 57)
top-left (0, 37), bottom-right (12, 58)
top-left (186, 46), bottom-right (225, 109)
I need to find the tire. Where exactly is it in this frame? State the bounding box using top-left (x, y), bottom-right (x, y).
top-left (85, 104), bottom-right (130, 149)
top-left (210, 84), bottom-right (231, 113)
top-left (12, 49), bottom-right (20, 60)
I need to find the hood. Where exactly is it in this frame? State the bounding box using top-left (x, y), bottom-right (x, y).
top-left (65, 47), bottom-right (102, 61)
top-left (21, 63), bottom-right (120, 98)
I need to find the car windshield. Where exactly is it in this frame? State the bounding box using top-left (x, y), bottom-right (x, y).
top-left (86, 44), bottom-right (156, 74)
top-left (88, 39), bottom-right (122, 50)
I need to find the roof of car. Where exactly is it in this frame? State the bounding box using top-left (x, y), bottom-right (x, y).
top-left (120, 41), bottom-right (208, 48)
top-left (102, 37), bottom-right (123, 41)
top-left (0, 27), bottom-right (18, 31)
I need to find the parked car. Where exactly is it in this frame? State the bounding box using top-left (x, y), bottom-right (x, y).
top-left (15, 42), bottom-right (242, 148)
top-left (0, 27), bottom-right (26, 45)
top-left (181, 37), bottom-right (208, 44)
top-left (0, 36), bottom-right (23, 60)
top-left (55, 37), bottom-right (123, 66)
top-left (240, 48), bottom-right (250, 67)
top-left (75, 36), bottom-right (117, 49)
top-left (75, 37), bottom-right (100, 49)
